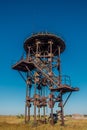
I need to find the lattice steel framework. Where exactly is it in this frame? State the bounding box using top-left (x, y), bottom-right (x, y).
top-left (12, 32), bottom-right (79, 125)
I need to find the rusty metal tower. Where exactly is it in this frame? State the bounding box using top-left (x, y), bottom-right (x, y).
top-left (12, 32), bottom-right (79, 125)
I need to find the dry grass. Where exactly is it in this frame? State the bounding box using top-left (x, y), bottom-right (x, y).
top-left (0, 115), bottom-right (24, 124)
top-left (0, 116), bottom-right (87, 130)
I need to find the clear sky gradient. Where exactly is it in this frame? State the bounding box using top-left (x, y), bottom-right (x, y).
top-left (0, 0), bottom-right (87, 115)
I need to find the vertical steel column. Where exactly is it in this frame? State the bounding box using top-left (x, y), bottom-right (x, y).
top-left (58, 46), bottom-right (64, 125)
top-left (25, 47), bottom-right (31, 123)
top-left (60, 93), bottom-right (64, 126)
top-left (28, 103), bottom-right (30, 121)
top-left (58, 46), bottom-right (61, 85)
top-left (38, 88), bottom-right (40, 120)
top-left (43, 86), bottom-right (45, 121)
top-left (34, 76), bottom-right (37, 124)
top-left (35, 40), bottom-right (42, 123)
top-left (25, 72), bottom-right (31, 123)
top-left (38, 106), bottom-right (40, 120)
top-left (49, 40), bottom-right (53, 72)
top-left (25, 84), bottom-right (28, 123)
top-left (49, 41), bottom-right (54, 124)
top-left (51, 99), bottom-right (53, 125)
top-left (25, 75), bottom-right (28, 123)
top-left (28, 83), bottom-right (31, 122)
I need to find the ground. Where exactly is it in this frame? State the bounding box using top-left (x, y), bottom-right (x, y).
top-left (0, 115), bottom-right (87, 130)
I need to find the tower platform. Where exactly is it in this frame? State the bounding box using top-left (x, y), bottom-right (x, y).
top-left (12, 59), bottom-right (35, 72)
top-left (50, 84), bottom-right (79, 93)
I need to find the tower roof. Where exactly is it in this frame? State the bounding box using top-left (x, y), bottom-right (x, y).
top-left (24, 32), bottom-right (65, 55)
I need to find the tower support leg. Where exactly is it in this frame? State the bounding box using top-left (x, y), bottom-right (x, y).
top-left (25, 104), bottom-right (27, 123)
top-left (28, 106), bottom-right (30, 121)
top-left (38, 107), bottom-right (40, 120)
top-left (60, 93), bottom-right (64, 126)
top-left (51, 107), bottom-right (54, 125)
top-left (43, 106), bottom-right (46, 122)
top-left (34, 105), bottom-right (36, 124)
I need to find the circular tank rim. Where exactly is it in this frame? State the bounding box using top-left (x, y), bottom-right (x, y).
top-left (24, 33), bottom-right (66, 55)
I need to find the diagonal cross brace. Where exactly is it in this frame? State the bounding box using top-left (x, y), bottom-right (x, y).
top-left (32, 59), bottom-right (58, 87)
top-left (63, 92), bottom-right (72, 107)
top-left (18, 71), bottom-right (26, 82)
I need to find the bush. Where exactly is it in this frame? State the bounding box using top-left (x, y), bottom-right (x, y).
top-left (16, 114), bottom-right (24, 119)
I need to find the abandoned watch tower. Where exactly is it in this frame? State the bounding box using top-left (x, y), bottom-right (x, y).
top-left (12, 32), bottom-right (79, 125)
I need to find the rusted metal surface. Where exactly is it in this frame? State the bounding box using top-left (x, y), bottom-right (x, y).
top-left (24, 33), bottom-right (65, 55)
top-left (12, 32), bottom-right (79, 126)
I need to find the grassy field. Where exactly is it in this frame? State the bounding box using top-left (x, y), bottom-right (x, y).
top-left (0, 116), bottom-right (87, 130)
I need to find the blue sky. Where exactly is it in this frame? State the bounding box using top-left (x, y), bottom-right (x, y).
top-left (0, 0), bottom-right (87, 115)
